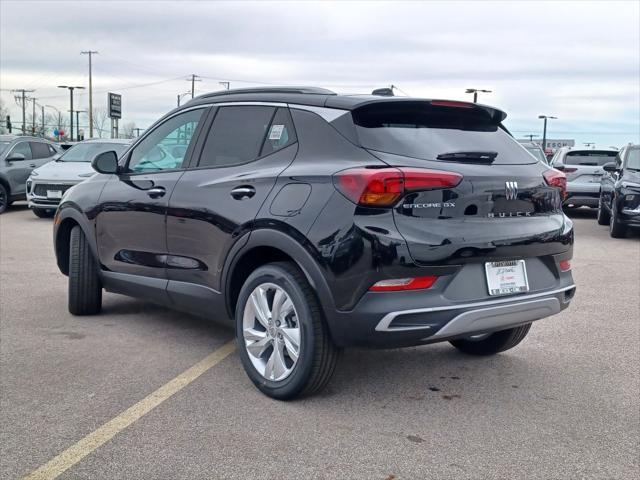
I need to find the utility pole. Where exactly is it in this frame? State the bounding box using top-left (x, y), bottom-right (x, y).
top-left (538, 115), bottom-right (557, 152)
top-left (465, 88), bottom-right (492, 103)
top-left (133, 127), bottom-right (144, 137)
top-left (219, 81), bottom-right (230, 90)
top-left (177, 91), bottom-right (191, 107)
top-left (31, 97), bottom-right (36, 134)
top-left (187, 74), bottom-right (201, 98)
top-left (524, 134), bottom-right (538, 142)
top-left (81, 50), bottom-right (98, 138)
top-left (11, 89), bottom-right (34, 134)
top-left (58, 86), bottom-right (85, 141)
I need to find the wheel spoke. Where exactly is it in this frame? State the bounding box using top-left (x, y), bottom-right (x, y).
top-left (250, 288), bottom-right (271, 329)
top-left (246, 334), bottom-right (271, 359)
top-left (265, 342), bottom-right (288, 380)
top-left (279, 298), bottom-right (294, 320)
top-left (280, 327), bottom-right (300, 361)
top-left (270, 288), bottom-right (286, 322)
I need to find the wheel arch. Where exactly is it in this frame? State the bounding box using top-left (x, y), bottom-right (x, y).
top-left (54, 205), bottom-right (98, 275)
top-left (223, 228), bottom-right (335, 324)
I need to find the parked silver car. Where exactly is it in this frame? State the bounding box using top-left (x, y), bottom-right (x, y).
top-left (0, 135), bottom-right (60, 213)
top-left (26, 138), bottom-right (131, 217)
top-left (551, 146), bottom-right (618, 208)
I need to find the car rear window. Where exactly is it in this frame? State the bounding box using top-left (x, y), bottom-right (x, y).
top-left (564, 150), bottom-right (617, 166)
top-left (524, 146), bottom-right (547, 163)
top-left (352, 101), bottom-right (536, 165)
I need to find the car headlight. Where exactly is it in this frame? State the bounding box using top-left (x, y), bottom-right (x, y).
top-left (30, 170), bottom-right (39, 176)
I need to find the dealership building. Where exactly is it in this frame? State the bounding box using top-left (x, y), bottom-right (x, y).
top-left (517, 138), bottom-right (575, 152)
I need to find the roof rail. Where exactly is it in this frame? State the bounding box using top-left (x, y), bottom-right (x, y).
top-left (196, 86), bottom-right (336, 99)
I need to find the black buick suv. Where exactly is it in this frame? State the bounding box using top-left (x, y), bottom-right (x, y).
top-left (53, 87), bottom-right (575, 399)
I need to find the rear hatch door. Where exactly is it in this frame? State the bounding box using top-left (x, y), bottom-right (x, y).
top-left (557, 150), bottom-right (618, 187)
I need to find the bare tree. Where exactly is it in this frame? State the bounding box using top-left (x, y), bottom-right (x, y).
top-left (120, 121), bottom-right (137, 139)
top-left (92, 107), bottom-right (109, 138)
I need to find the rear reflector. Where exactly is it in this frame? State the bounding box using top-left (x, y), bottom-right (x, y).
top-left (334, 167), bottom-right (462, 207)
top-left (369, 276), bottom-right (438, 292)
top-left (543, 168), bottom-right (567, 200)
top-left (559, 260), bottom-right (571, 272)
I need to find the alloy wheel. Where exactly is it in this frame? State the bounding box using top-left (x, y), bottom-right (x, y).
top-left (242, 283), bottom-right (301, 381)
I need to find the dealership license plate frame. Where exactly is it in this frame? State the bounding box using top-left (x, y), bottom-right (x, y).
top-left (484, 259), bottom-right (529, 296)
top-left (47, 190), bottom-right (63, 199)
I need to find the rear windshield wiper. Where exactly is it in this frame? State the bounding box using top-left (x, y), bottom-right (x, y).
top-left (436, 151), bottom-right (498, 163)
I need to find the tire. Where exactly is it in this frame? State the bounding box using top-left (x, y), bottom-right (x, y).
top-left (32, 208), bottom-right (55, 218)
top-left (235, 261), bottom-right (338, 400)
top-left (68, 225), bottom-right (102, 315)
top-left (596, 195), bottom-right (610, 225)
top-left (449, 323), bottom-right (532, 356)
top-left (609, 202), bottom-right (627, 238)
top-left (0, 183), bottom-right (8, 214)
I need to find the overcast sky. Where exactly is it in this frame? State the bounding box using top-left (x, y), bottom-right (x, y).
top-left (1, 0), bottom-right (638, 146)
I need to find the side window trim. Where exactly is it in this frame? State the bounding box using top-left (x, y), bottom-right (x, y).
top-left (123, 106), bottom-right (209, 175)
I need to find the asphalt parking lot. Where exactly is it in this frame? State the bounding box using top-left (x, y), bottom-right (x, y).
top-left (1, 205), bottom-right (638, 480)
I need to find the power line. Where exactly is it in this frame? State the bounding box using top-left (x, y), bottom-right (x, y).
top-left (10, 89), bottom-right (34, 134)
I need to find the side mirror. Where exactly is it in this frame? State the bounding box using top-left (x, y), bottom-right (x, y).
top-left (6, 152), bottom-right (26, 162)
top-left (91, 151), bottom-right (120, 174)
top-left (602, 162), bottom-right (618, 173)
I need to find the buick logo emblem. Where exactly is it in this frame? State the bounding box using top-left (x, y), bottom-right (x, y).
top-left (505, 181), bottom-right (518, 200)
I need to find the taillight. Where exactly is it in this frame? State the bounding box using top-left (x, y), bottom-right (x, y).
top-left (369, 276), bottom-right (438, 292)
top-left (559, 260), bottom-right (571, 272)
top-left (333, 167), bottom-right (462, 207)
top-left (543, 168), bottom-right (567, 199)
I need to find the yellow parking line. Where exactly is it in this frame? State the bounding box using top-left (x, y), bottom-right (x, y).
top-left (23, 340), bottom-right (237, 480)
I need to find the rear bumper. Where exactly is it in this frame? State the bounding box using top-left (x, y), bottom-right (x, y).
top-left (564, 190), bottom-right (599, 207)
top-left (327, 273), bottom-right (575, 348)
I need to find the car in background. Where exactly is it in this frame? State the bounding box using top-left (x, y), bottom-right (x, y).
top-left (597, 144), bottom-right (640, 237)
top-left (550, 146), bottom-right (618, 208)
top-left (0, 135), bottom-right (60, 214)
top-left (520, 142), bottom-right (548, 164)
top-left (26, 138), bottom-right (131, 217)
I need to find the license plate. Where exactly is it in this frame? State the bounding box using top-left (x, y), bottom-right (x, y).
top-left (47, 190), bottom-right (62, 199)
top-left (485, 260), bottom-right (529, 296)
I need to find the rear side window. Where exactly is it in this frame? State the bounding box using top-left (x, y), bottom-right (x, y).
top-left (564, 150), bottom-right (617, 166)
top-left (625, 148), bottom-right (640, 170)
top-left (198, 106), bottom-right (275, 168)
top-left (30, 142), bottom-right (52, 159)
top-left (352, 101), bottom-right (536, 165)
top-left (260, 108), bottom-right (297, 156)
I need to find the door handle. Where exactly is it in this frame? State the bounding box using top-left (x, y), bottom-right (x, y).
top-left (29, 164), bottom-right (36, 168)
top-left (147, 186), bottom-right (166, 198)
top-left (230, 186), bottom-right (256, 200)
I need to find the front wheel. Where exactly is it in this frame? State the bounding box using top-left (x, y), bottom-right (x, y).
top-left (449, 324), bottom-right (531, 356)
top-left (68, 226), bottom-right (102, 315)
top-left (235, 262), bottom-right (338, 400)
top-left (609, 202), bottom-right (627, 238)
top-left (0, 184), bottom-right (8, 214)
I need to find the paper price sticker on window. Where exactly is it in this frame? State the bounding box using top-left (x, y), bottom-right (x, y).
top-left (269, 124), bottom-right (285, 140)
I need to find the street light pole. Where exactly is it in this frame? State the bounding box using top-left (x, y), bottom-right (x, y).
top-left (81, 50), bottom-right (98, 138)
top-left (465, 88), bottom-right (492, 103)
top-left (538, 115), bottom-right (557, 152)
top-left (58, 86), bottom-right (85, 141)
top-left (74, 110), bottom-right (86, 140)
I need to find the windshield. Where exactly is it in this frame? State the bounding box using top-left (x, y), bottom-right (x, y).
top-left (524, 145), bottom-right (547, 163)
top-left (564, 150), bottom-right (617, 166)
top-left (0, 141), bottom-right (11, 155)
top-left (353, 102), bottom-right (535, 165)
top-left (59, 142), bottom-right (128, 162)
top-left (626, 148), bottom-right (640, 170)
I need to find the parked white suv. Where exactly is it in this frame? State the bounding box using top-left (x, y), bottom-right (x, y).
top-left (551, 146), bottom-right (618, 208)
top-left (26, 138), bottom-right (131, 217)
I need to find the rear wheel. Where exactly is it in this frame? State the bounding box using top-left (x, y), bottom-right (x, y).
top-left (0, 184), bottom-right (8, 214)
top-left (609, 202), bottom-right (627, 238)
top-left (449, 324), bottom-right (531, 356)
top-left (596, 195), bottom-right (610, 225)
top-left (32, 208), bottom-right (55, 218)
top-left (235, 262), bottom-right (338, 400)
top-left (68, 226), bottom-right (102, 315)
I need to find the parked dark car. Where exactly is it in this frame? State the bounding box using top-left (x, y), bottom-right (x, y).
top-left (53, 87), bottom-right (575, 399)
top-left (597, 144), bottom-right (640, 237)
top-left (0, 135), bottom-right (60, 213)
